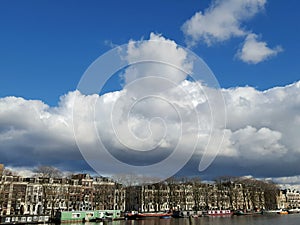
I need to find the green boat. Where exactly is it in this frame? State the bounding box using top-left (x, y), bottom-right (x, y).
top-left (54, 210), bottom-right (122, 223)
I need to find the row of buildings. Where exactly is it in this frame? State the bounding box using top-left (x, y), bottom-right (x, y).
top-left (0, 173), bottom-right (125, 216)
top-left (1, 164), bottom-right (299, 217)
top-left (278, 189), bottom-right (300, 209)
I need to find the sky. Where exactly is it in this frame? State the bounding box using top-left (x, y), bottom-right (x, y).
top-left (0, 0), bottom-right (300, 186)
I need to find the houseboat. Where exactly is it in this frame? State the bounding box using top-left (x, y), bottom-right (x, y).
top-left (125, 212), bottom-right (173, 220)
top-left (233, 210), bottom-right (263, 216)
top-left (204, 210), bottom-right (233, 216)
top-left (288, 208), bottom-right (300, 214)
top-left (0, 215), bottom-right (49, 224)
top-left (277, 210), bottom-right (288, 215)
top-left (262, 209), bottom-right (284, 215)
top-left (54, 210), bottom-right (122, 223)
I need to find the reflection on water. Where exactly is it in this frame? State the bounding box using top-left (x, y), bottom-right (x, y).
top-left (123, 215), bottom-right (300, 225)
top-left (46, 214), bottom-right (300, 225)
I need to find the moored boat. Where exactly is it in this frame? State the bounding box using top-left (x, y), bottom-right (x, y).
top-left (160, 215), bottom-right (172, 219)
top-left (0, 214), bottom-right (50, 224)
top-left (137, 212), bottom-right (173, 219)
top-left (288, 208), bottom-right (300, 214)
top-left (55, 210), bottom-right (122, 223)
top-left (125, 212), bottom-right (173, 220)
top-left (233, 210), bottom-right (262, 216)
top-left (204, 210), bottom-right (233, 216)
top-left (234, 210), bottom-right (253, 216)
top-left (262, 209), bottom-right (283, 215)
top-left (171, 210), bottom-right (185, 218)
top-left (277, 210), bottom-right (288, 215)
top-left (125, 212), bottom-right (138, 220)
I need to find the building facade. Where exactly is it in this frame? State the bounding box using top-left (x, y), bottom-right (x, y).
top-left (278, 189), bottom-right (300, 209)
top-left (0, 164), bottom-right (284, 216)
top-left (0, 172), bottom-right (125, 216)
top-left (125, 179), bottom-right (275, 212)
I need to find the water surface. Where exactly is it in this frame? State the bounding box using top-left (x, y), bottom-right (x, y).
top-left (49, 214), bottom-right (300, 225)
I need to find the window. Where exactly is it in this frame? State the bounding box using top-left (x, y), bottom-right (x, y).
top-left (72, 213), bottom-right (81, 218)
top-left (86, 212), bottom-right (94, 217)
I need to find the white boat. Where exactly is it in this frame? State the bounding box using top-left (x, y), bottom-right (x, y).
top-left (288, 208), bottom-right (300, 214)
top-left (205, 210), bottom-right (233, 216)
top-left (262, 209), bottom-right (283, 214)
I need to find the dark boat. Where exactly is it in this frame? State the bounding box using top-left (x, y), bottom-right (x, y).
top-left (125, 212), bottom-right (138, 220)
top-left (172, 211), bottom-right (185, 218)
top-left (233, 210), bottom-right (262, 216)
top-left (160, 215), bottom-right (172, 219)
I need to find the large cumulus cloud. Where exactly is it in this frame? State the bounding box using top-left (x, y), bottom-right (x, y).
top-left (1, 81), bottom-right (300, 179)
top-left (0, 33), bottom-right (299, 181)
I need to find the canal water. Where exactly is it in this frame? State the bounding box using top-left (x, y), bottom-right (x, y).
top-left (45, 214), bottom-right (300, 225)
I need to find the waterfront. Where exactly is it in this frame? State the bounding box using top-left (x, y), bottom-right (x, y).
top-left (42, 214), bottom-right (300, 225)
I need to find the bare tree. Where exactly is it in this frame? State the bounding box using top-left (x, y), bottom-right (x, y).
top-left (236, 177), bottom-right (279, 210)
top-left (0, 179), bottom-right (4, 215)
top-left (261, 180), bottom-right (279, 210)
top-left (34, 166), bottom-right (62, 178)
top-left (165, 176), bottom-right (179, 210)
top-left (214, 176), bottom-right (240, 210)
top-left (33, 166), bottom-right (63, 216)
top-left (2, 168), bottom-right (17, 176)
top-left (188, 177), bottom-right (202, 211)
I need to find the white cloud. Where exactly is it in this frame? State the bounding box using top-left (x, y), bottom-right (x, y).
top-left (123, 33), bottom-right (193, 96)
top-left (182, 0), bottom-right (282, 64)
top-left (1, 80), bottom-right (300, 179)
top-left (273, 175), bottom-right (300, 185)
top-left (236, 33), bottom-right (283, 64)
top-left (4, 166), bottom-right (35, 177)
top-left (270, 175), bottom-right (300, 191)
top-left (0, 34), bottom-right (298, 180)
top-left (182, 0), bottom-right (266, 46)
top-left (231, 126), bottom-right (287, 161)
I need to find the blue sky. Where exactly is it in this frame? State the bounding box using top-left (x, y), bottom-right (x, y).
top-left (1, 0), bottom-right (300, 185)
top-left (0, 0), bottom-right (299, 105)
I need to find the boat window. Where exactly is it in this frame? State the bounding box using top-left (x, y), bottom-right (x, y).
top-left (72, 213), bottom-right (81, 218)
